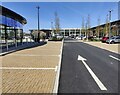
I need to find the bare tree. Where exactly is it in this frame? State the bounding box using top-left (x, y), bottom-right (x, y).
top-left (85, 21), bottom-right (88, 40)
top-left (81, 17), bottom-right (85, 35)
top-left (87, 14), bottom-right (90, 29)
top-left (87, 14), bottom-right (91, 37)
top-left (51, 21), bottom-right (54, 36)
top-left (105, 14), bottom-right (109, 36)
top-left (55, 12), bottom-right (60, 34)
top-left (96, 17), bottom-right (100, 38)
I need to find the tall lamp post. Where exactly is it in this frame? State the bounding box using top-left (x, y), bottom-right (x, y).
top-left (36, 6), bottom-right (40, 43)
top-left (109, 10), bottom-right (113, 44)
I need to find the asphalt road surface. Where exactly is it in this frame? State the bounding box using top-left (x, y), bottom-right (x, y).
top-left (58, 39), bottom-right (119, 94)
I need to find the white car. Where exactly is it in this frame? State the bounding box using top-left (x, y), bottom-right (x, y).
top-left (76, 35), bottom-right (86, 40)
top-left (56, 35), bottom-right (63, 39)
top-left (106, 36), bottom-right (120, 44)
top-left (76, 36), bottom-right (82, 40)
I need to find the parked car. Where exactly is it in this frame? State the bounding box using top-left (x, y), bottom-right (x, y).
top-left (76, 36), bottom-right (82, 40)
top-left (56, 35), bottom-right (63, 39)
top-left (106, 36), bottom-right (120, 44)
top-left (82, 36), bottom-right (87, 40)
top-left (88, 36), bottom-right (94, 41)
top-left (101, 37), bottom-right (109, 43)
top-left (76, 36), bottom-right (80, 40)
top-left (70, 35), bottom-right (75, 39)
top-left (76, 35), bottom-right (86, 40)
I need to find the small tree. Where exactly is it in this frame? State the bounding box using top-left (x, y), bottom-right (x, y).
top-left (55, 12), bottom-right (60, 34)
top-left (87, 14), bottom-right (91, 37)
top-left (104, 14), bottom-right (109, 37)
top-left (81, 17), bottom-right (85, 36)
top-left (40, 31), bottom-right (46, 41)
top-left (96, 18), bottom-right (100, 38)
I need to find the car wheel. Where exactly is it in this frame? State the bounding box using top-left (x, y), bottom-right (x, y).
top-left (111, 41), bottom-right (114, 44)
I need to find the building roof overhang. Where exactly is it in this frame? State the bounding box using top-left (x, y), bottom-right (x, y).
top-left (0, 5), bottom-right (27, 25)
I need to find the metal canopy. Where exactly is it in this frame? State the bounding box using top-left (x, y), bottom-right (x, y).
top-left (0, 5), bottom-right (27, 25)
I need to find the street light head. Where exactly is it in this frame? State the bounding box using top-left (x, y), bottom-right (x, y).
top-left (109, 10), bottom-right (113, 12)
top-left (36, 6), bottom-right (40, 9)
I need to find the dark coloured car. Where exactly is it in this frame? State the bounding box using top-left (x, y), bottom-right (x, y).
top-left (101, 37), bottom-right (109, 43)
top-left (88, 36), bottom-right (94, 41)
top-left (70, 35), bottom-right (75, 39)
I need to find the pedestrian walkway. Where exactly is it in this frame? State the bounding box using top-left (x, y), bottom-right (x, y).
top-left (78, 40), bottom-right (119, 54)
top-left (83, 41), bottom-right (119, 54)
top-left (1, 41), bottom-right (63, 93)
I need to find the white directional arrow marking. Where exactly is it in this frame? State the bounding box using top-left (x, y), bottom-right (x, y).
top-left (78, 55), bottom-right (87, 61)
top-left (78, 55), bottom-right (107, 91)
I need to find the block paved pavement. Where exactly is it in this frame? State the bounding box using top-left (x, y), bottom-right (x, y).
top-left (80, 40), bottom-right (119, 54)
top-left (1, 41), bottom-right (62, 93)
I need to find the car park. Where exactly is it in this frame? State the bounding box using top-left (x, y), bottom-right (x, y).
top-left (106, 36), bottom-right (120, 44)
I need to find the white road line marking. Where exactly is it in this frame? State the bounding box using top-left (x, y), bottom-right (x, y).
top-left (109, 55), bottom-right (120, 61)
top-left (10, 54), bottom-right (60, 57)
top-left (78, 55), bottom-right (107, 91)
top-left (0, 67), bottom-right (57, 71)
top-left (53, 40), bottom-right (64, 93)
top-left (55, 66), bottom-right (58, 72)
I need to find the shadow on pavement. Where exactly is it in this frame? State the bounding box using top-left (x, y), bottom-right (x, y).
top-left (0, 41), bottom-right (47, 56)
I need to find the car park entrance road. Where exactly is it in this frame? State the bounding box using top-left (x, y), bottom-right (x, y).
top-left (58, 39), bottom-right (118, 93)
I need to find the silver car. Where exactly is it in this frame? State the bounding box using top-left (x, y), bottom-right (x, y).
top-left (106, 36), bottom-right (120, 44)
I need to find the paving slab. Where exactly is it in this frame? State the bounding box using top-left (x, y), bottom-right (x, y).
top-left (82, 41), bottom-right (119, 54)
top-left (1, 41), bottom-right (62, 93)
top-left (2, 55), bottom-right (59, 68)
top-left (13, 49), bottom-right (60, 55)
top-left (2, 69), bottom-right (56, 93)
